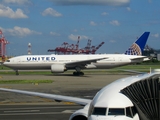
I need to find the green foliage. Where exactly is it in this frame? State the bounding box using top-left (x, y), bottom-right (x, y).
top-left (0, 80), bottom-right (53, 84)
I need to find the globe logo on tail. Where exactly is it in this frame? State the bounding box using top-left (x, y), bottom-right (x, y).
top-left (125, 43), bottom-right (141, 55)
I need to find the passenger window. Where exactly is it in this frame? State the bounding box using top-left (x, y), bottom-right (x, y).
top-left (108, 108), bottom-right (125, 115)
top-left (126, 107), bottom-right (132, 118)
top-left (92, 107), bottom-right (106, 116)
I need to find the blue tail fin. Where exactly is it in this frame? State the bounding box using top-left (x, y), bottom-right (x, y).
top-left (125, 32), bottom-right (150, 55)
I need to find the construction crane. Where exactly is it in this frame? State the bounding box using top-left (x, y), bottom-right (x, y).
top-left (75, 36), bottom-right (80, 50)
top-left (74, 40), bottom-right (104, 54)
top-left (48, 36), bottom-right (104, 54)
top-left (91, 42), bottom-right (105, 54)
top-left (48, 36), bottom-right (80, 54)
top-left (0, 30), bottom-right (9, 62)
top-left (84, 39), bottom-right (92, 51)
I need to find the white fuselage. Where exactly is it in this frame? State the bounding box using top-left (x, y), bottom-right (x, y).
top-left (4, 54), bottom-right (145, 70)
top-left (87, 72), bottom-right (159, 120)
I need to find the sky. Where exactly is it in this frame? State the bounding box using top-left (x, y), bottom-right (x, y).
top-left (0, 0), bottom-right (159, 56)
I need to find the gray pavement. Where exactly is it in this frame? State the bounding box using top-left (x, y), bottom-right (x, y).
top-left (0, 104), bottom-right (83, 120)
top-left (0, 74), bottom-right (130, 103)
top-left (0, 73), bottom-right (131, 120)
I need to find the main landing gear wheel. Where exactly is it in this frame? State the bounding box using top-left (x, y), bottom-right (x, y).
top-left (73, 72), bottom-right (84, 76)
top-left (15, 70), bottom-right (19, 75)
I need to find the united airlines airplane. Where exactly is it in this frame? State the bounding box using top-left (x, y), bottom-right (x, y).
top-left (3, 32), bottom-right (150, 75)
top-left (0, 69), bottom-right (159, 120)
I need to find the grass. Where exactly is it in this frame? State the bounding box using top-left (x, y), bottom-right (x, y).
top-left (0, 64), bottom-right (160, 75)
top-left (0, 80), bottom-right (53, 84)
top-left (114, 64), bottom-right (160, 72)
top-left (0, 70), bottom-right (52, 75)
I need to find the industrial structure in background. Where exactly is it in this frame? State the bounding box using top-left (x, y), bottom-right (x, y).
top-left (143, 44), bottom-right (160, 61)
top-left (48, 36), bottom-right (104, 54)
top-left (0, 30), bottom-right (9, 62)
top-left (28, 43), bottom-right (32, 55)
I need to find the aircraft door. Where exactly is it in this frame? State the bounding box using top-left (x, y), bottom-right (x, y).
top-left (119, 57), bottom-right (122, 61)
top-left (16, 58), bottom-right (21, 64)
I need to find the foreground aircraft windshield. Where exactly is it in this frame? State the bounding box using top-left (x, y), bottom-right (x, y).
top-left (91, 107), bottom-right (137, 117)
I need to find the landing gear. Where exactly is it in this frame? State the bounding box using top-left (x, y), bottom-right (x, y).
top-left (73, 67), bottom-right (84, 76)
top-left (73, 71), bottom-right (84, 76)
top-left (15, 70), bottom-right (19, 75)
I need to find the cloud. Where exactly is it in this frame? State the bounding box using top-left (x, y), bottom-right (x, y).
top-left (50, 0), bottom-right (130, 6)
top-left (50, 32), bottom-right (61, 36)
top-left (101, 12), bottom-right (109, 16)
top-left (0, 4), bottom-right (28, 18)
top-left (73, 29), bottom-right (78, 32)
top-left (2, 0), bottom-right (32, 5)
top-left (90, 21), bottom-right (97, 26)
top-left (68, 34), bottom-right (89, 41)
top-left (152, 33), bottom-right (159, 38)
top-left (109, 40), bottom-right (116, 43)
top-left (148, 0), bottom-right (152, 3)
top-left (42, 8), bottom-right (62, 17)
top-left (1, 26), bottom-right (41, 37)
top-left (110, 20), bottom-right (120, 26)
top-left (126, 7), bottom-right (131, 11)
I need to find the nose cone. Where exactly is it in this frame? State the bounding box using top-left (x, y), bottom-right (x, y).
top-left (3, 63), bottom-right (8, 68)
top-left (3, 61), bottom-right (8, 66)
top-left (3, 61), bottom-right (11, 68)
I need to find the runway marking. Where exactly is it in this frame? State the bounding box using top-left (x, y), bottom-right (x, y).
top-left (63, 102), bottom-right (75, 105)
top-left (4, 110), bottom-right (40, 113)
top-left (0, 111), bottom-right (73, 116)
top-left (84, 96), bottom-right (93, 98)
top-left (0, 106), bottom-right (81, 110)
top-left (62, 110), bottom-right (76, 113)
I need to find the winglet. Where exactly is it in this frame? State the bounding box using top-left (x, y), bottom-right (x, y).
top-left (125, 32), bottom-right (150, 55)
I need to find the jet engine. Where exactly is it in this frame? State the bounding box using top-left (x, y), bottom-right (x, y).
top-left (51, 64), bottom-right (66, 73)
top-left (69, 107), bottom-right (88, 120)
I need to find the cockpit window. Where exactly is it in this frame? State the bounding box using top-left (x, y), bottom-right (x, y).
top-left (108, 108), bottom-right (125, 115)
top-left (6, 60), bottom-right (10, 62)
top-left (131, 106), bottom-right (137, 116)
top-left (126, 106), bottom-right (138, 118)
top-left (126, 107), bottom-right (132, 117)
top-left (92, 107), bottom-right (107, 116)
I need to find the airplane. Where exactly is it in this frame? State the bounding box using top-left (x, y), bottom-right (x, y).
top-left (3, 32), bottom-right (150, 76)
top-left (0, 69), bottom-right (159, 120)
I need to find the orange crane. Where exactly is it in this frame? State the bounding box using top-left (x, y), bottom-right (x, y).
top-left (48, 36), bottom-right (80, 54)
top-left (91, 42), bottom-right (105, 54)
top-left (0, 30), bottom-right (9, 61)
top-left (48, 36), bottom-right (104, 54)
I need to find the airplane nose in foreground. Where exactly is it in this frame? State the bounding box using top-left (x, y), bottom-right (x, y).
top-left (3, 62), bottom-right (9, 66)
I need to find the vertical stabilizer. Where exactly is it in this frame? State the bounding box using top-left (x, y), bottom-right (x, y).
top-left (125, 32), bottom-right (150, 55)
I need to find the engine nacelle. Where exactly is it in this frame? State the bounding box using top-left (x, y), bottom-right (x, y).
top-left (69, 109), bottom-right (88, 120)
top-left (69, 104), bottom-right (89, 120)
top-left (51, 64), bottom-right (66, 73)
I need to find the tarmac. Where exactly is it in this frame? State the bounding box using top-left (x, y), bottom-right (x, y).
top-left (0, 73), bottom-right (131, 120)
top-left (0, 74), bottom-right (131, 104)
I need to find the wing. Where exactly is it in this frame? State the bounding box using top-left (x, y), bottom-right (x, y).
top-left (0, 88), bottom-right (91, 106)
top-left (65, 57), bottom-right (108, 68)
